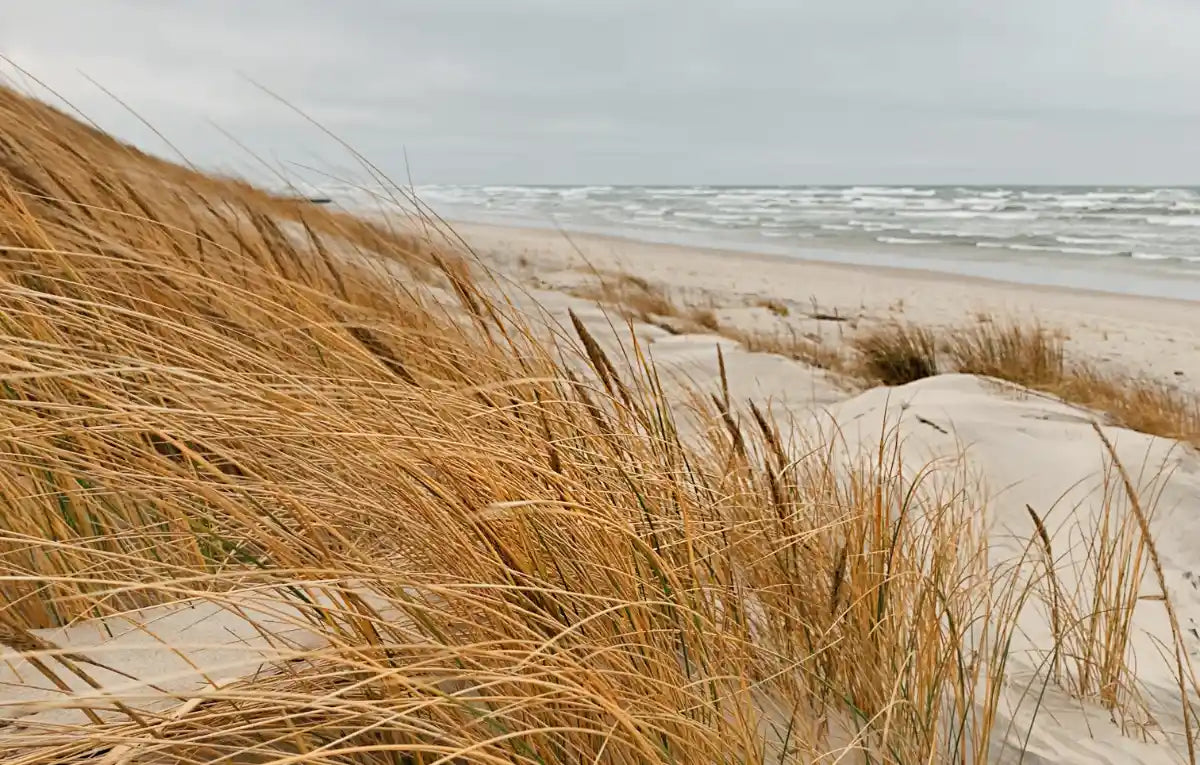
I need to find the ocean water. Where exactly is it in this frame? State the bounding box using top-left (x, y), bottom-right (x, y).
top-left (332, 184), bottom-right (1200, 301)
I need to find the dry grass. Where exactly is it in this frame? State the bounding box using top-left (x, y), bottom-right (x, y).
top-left (846, 318), bottom-right (1200, 448)
top-left (688, 305), bottom-right (721, 331)
top-left (571, 272), bottom-right (677, 321)
top-left (948, 319), bottom-right (1066, 388)
top-left (850, 322), bottom-right (939, 386)
top-left (1053, 365), bottom-right (1200, 446)
top-left (727, 326), bottom-right (844, 371)
top-left (756, 297), bottom-right (790, 317)
top-left (948, 320), bottom-right (1200, 447)
top-left (0, 84), bottom-right (1194, 763)
top-left (573, 278), bottom-right (848, 371)
top-left (573, 273), bottom-right (724, 335)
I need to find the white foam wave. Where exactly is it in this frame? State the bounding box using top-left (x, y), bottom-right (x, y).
top-left (760, 230), bottom-right (814, 238)
top-left (674, 211), bottom-right (760, 224)
top-left (954, 197), bottom-right (1008, 208)
top-left (1055, 235), bottom-right (1127, 246)
top-left (876, 236), bottom-right (941, 245)
top-left (897, 210), bottom-right (1038, 220)
top-left (643, 187), bottom-right (714, 197)
top-left (1147, 215), bottom-right (1200, 227)
top-left (1059, 246), bottom-right (1123, 256)
top-left (976, 242), bottom-right (1120, 256)
top-left (1083, 190), bottom-right (1159, 201)
top-left (736, 206), bottom-right (792, 215)
top-left (848, 186), bottom-right (937, 197)
top-left (1125, 231), bottom-right (1179, 240)
top-left (906, 228), bottom-right (960, 237)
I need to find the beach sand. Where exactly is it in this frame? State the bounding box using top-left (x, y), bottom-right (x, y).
top-left (5, 210), bottom-right (1200, 764)
top-left (454, 221), bottom-right (1200, 389)
top-left (451, 220), bottom-right (1200, 761)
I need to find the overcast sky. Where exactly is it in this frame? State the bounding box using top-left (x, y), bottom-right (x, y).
top-left (4, 0), bottom-right (1200, 186)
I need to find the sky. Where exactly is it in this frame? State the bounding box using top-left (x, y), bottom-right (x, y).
top-left (3, 0), bottom-right (1200, 186)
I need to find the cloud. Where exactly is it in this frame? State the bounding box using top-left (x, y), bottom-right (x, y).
top-left (3, 0), bottom-right (1200, 184)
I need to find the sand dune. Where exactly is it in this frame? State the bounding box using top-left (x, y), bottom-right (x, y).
top-left (3, 83), bottom-right (1200, 761)
top-left (459, 221), bottom-right (1200, 389)
top-left (4, 368), bottom-right (1197, 763)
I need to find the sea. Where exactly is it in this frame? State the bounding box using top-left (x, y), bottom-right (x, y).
top-left (328, 184), bottom-right (1200, 301)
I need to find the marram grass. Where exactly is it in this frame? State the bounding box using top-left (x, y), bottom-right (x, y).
top-left (0, 85), bottom-right (1193, 764)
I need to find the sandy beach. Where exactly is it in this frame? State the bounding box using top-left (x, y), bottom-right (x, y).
top-left (5, 82), bottom-right (1200, 762)
top-left (10, 207), bottom-right (1199, 761)
top-left (12, 0), bottom-right (1200, 758)
top-left (455, 220), bottom-right (1200, 390)
top-left (451, 218), bottom-right (1200, 763)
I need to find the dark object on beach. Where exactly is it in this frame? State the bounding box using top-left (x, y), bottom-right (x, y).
top-left (281, 195), bottom-right (333, 205)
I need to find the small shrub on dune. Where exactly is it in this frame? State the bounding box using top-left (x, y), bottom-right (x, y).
top-left (729, 326), bottom-right (843, 371)
top-left (947, 316), bottom-right (1199, 447)
top-left (688, 306), bottom-right (721, 331)
top-left (948, 319), bottom-right (1065, 387)
top-left (851, 322), bottom-right (939, 385)
top-left (756, 297), bottom-right (790, 317)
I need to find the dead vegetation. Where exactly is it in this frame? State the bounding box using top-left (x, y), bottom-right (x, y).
top-left (756, 296), bottom-right (790, 317)
top-left (582, 272), bottom-right (678, 319)
top-left (568, 272), bottom-right (1200, 450)
top-left (850, 317), bottom-right (1200, 447)
top-left (726, 326), bottom-right (844, 371)
top-left (570, 272), bottom-right (723, 335)
top-left (952, 320), bottom-right (1200, 446)
top-left (850, 322), bottom-right (940, 386)
top-left (947, 319), bottom-right (1066, 387)
top-left (572, 274), bottom-right (766, 325)
top-left (0, 84), bottom-right (1013, 763)
top-left (0, 83), bottom-right (1195, 763)
top-left (572, 274), bottom-right (849, 368)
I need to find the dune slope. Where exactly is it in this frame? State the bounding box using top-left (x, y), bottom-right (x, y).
top-left (0, 86), bottom-right (1197, 764)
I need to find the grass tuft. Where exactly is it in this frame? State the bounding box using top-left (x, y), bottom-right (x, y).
top-left (945, 318), bottom-right (1200, 447)
top-left (728, 327), bottom-right (843, 371)
top-left (572, 272), bottom-right (678, 321)
top-left (756, 297), bottom-right (790, 317)
top-left (948, 320), bottom-right (1065, 387)
top-left (851, 322), bottom-right (939, 385)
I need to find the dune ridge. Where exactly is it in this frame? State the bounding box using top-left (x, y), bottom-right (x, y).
top-left (0, 85), bottom-right (1198, 764)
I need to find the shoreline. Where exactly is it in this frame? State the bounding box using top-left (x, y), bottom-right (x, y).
top-left (449, 219), bottom-right (1200, 389)
top-left (415, 183), bottom-right (1200, 302)
top-left (447, 217), bottom-right (1200, 308)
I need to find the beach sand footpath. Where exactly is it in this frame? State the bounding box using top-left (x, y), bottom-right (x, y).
top-left (453, 221), bottom-right (1200, 389)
